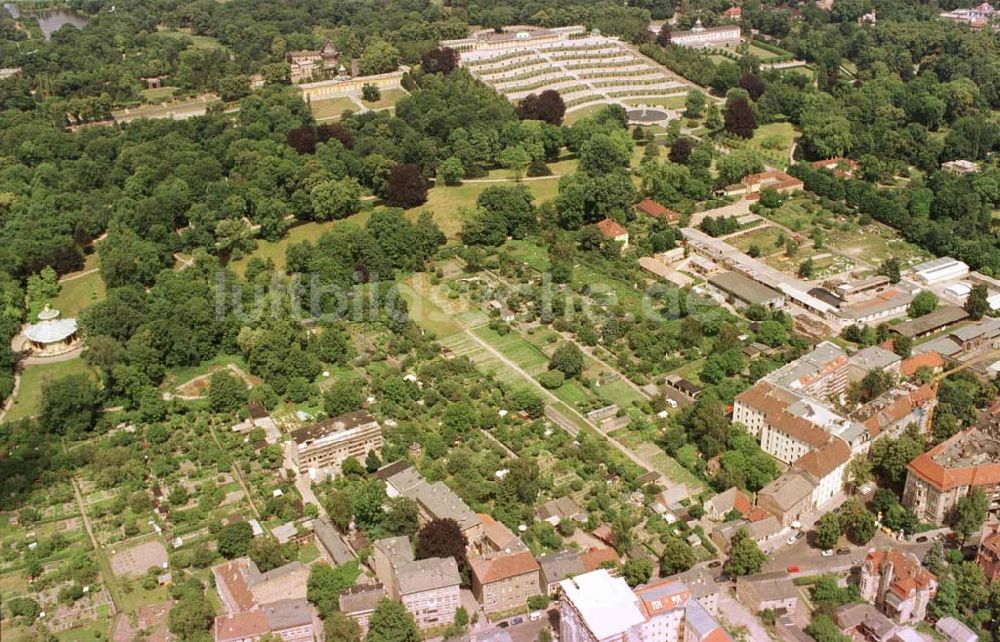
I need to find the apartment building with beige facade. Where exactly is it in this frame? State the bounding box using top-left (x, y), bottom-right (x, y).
top-left (471, 550), bottom-right (541, 615)
top-left (372, 536), bottom-right (461, 630)
top-left (290, 410), bottom-right (382, 475)
top-left (903, 412), bottom-right (1000, 524)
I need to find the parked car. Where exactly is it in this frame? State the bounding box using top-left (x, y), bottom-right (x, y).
top-left (708, 560), bottom-right (722, 568)
top-left (530, 612), bottom-right (543, 622)
top-left (916, 535), bottom-right (928, 543)
top-left (821, 549), bottom-right (833, 557)
top-left (836, 548), bottom-right (851, 555)
top-left (510, 617), bottom-right (524, 626)
top-left (787, 565), bottom-right (800, 573)
top-left (787, 531), bottom-right (804, 545)
top-left (498, 622), bottom-right (510, 629)
top-left (859, 483), bottom-right (874, 495)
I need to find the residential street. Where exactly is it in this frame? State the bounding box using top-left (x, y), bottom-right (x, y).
top-left (763, 531), bottom-right (936, 576)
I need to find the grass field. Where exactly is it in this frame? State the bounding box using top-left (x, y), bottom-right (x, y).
top-left (622, 95), bottom-right (689, 110)
top-left (415, 176), bottom-right (562, 238)
top-left (53, 254), bottom-right (105, 318)
top-left (564, 103), bottom-right (608, 124)
top-left (762, 196), bottom-right (829, 232)
top-left (358, 87), bottom-right (408, 111)
top-left (612, 429), bottom-right (706, 491)
top-left (826, 224), bottom-right (931, 267)
top-left (112, 95), bottom-right (218, 120)
top-left (310, 97), bottom-right (359, 121)
top-left (3, 359), bottom-right (98, 423)
top-left (728, 225), bottom-right (786, 255)
top-left (155, 28), bottom-right (225, 49)
top-left (399, 273), bottom-right (464, 339)
top-left (713, 41), bottom-right (785, 61)
top-left (140, 86), bottom-right (178, 102)
top-left (745, 122), bottom-right (798, 168)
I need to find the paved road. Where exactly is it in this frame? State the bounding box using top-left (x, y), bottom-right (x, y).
top-left (764, 531), bottom-right (935, 576)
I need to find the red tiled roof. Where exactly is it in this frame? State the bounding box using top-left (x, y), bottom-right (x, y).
top-left (900, 352), bottom-right (945, 378)
top-left (478, 513), bottom-right (521, 551)
top-left (747, 506), bottom-right (772, 522)
top-left (795, 438), bottom-right (850, 479)
top-left (214, 611), bottom-right (269, 642)
top-left (636, 198), bottom-right (679, 221)
top-left (703, 628), bottom-right (734, 642)
top-left (742, 171), bottom-right (803, 199)
top-left (213, 559), bottom-right (257, 612)
top-left (811, 158), bottom-right (858, 177)
top-left (596, 218), bottom-right (628, 238)
top-left (723, 6), bottom-right (742, 17)
top-left (864, 550), bottom-right (936, 600)
top-left (471, 550), bottom-right (539, 584)
top-left (634, 580), bottom-right (691, 616)
top-left (592, 524), bottom-right (615, 545)
top-left (579, 547), bottom-right (620, 571)
top-left (860, 385), bottom-right (936, 438)
top-left (733, 489), bottom-right (752, 517)
top-left (907, 428), bottom-right (1000, 492)
top-left (737, 383), bottom-right (831, 448)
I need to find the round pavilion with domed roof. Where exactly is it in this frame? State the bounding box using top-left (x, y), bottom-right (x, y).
top-left (23, 305), bottom-right (78, 355)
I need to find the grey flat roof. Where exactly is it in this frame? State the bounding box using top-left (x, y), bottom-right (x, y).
top-left (709, 271), bottom-right (784, 305)
top-left (262, 598), bottom-right (312, 630)
top-left (849, 346), bottom-right (901, 372)
top-left (339, 584), bottom-right (385, 614)
top-left (290, 410), bottom-right (377, 444)
top-left (397, 556), bottom-right (461, 595)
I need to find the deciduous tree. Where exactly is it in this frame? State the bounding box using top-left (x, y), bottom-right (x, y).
top-left (385, 164), bottom-right (427, 208)
top-left (723, 98), bottom-right (756, 139)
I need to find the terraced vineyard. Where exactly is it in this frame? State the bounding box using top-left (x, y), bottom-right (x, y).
top-left (461, 35), bottom-right (694, 113)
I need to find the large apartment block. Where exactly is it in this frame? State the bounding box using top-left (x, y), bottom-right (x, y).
top-left (903, 408), bottom-right (1000, 524)
top-left (471, 550), bottom-right (541, 615)
top-left (376, 462), bottom-right (484, 546)
top-left (290, 410), bottom-right (382, 475)
top-left (372, 536), bottom-right (461, 630)
top-left (559, 570), bottom-right (732, 642)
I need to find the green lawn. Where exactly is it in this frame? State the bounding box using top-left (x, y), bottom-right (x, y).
top-left (826, 224), bottom-right (931, 267)
top-left (564, 103), bottom-right (609, 124)
top-left (3, 359), bottom-right (98, 423)
top-left (310, 97), bottom-right (360, 121)
top-left (230, 214), bottom-right (372, 275)
top-left (298, 542), bottom-right (321, 563)
top-left (53, 258), bottom-right (105, 318)
top-left (622, 95), bottom-right (689, 110)
top-left (596, 379), bottom-right (645, 408)
top-left (414, 176), bottom-right (562, 238)
top-left (358, 87), bottom-right (408, 111)
top-left (112, 96), bottom-right (219, 120)
top-left (745, 122), bottom-right (798, 169)
top-left (399, 273), bottom-right (464, 339)
top-left (474, 326), bottom-right (550, 375)
top-left (728, 226), bottom-right (786, 255)
top-left (155, 28), bottom-right (225, 49)
top-left (140, 86), bottom-right (178, 102)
